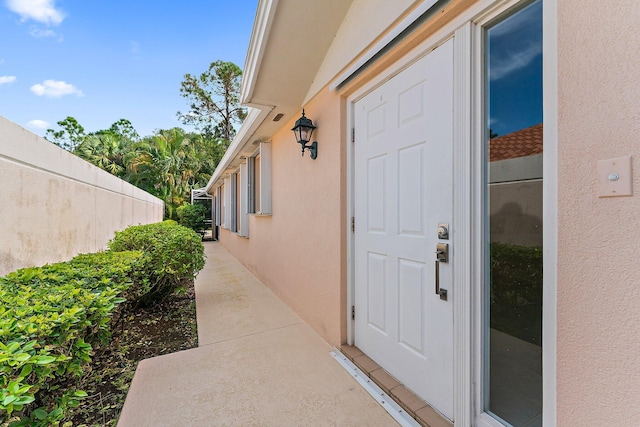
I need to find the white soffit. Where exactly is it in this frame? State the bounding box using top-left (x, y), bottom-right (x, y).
top-left (243, 0), bottom-right (353, 110)
top-left (207, 0), bottom-right (353, 192)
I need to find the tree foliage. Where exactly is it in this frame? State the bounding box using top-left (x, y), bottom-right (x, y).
top-left (125, 128), bottom-right (219, 219)
top-left (42, 59), bottom-right (246, 220)
top-left (105, 118), bottom-right (140, 142)
top-left (177, 60), bottom-right (246, 141)
top-left (45, 116), bottom-right (86, 151)
top-left (76, 133), bottom-right (131, 178)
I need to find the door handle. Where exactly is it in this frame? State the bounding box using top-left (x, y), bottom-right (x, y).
top-left (436, 243), bottom-right (448, 263)
top-left (435, 243), bottom-right (448, 301)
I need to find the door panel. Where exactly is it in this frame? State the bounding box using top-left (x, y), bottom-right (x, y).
top-left (354, 37), bottom-right (454, 420)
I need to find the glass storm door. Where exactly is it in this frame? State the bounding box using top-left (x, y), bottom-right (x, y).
top-left (483, 1), bottom-right (543, 426)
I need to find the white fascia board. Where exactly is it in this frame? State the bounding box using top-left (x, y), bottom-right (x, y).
top-left (241, 0), bottom-right (279, 104)
top-left (204, 105), bottom-right (273, 194)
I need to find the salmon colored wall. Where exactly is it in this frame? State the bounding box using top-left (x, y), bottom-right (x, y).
top-left (219, 0), bottom-right (477, 350)
top-left (219, 88), bottom-right (346, 346)
top-left (557, 2), bottom-right (640, 425)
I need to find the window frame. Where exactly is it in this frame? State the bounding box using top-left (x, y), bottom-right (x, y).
top-left (248, 142), bottom-right (272, 215)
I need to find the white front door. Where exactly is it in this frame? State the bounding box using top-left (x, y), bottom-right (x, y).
top-left (354, 38), bottom-right (454, 420)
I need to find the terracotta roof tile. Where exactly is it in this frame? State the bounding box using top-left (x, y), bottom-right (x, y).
top-left (489, 123), bottom-right (543, 162)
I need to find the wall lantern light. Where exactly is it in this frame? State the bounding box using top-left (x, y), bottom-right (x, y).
top-left (291, 109), bottom-right (318, 159)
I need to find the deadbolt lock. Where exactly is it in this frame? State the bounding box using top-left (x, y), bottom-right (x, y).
top-left (437, 223), bottom-right (449, 240)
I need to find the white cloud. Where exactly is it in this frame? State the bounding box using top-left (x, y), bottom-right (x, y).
top-left (489, 42), bottom-right (542, 81)
top-left (0, 75), bottom-right (16, 85)
top-left (29, 27), bottom-right (61, 39)
top-left (6, 0), bottom-right (65, 25)
top-left (489, 1), bottom-right (541, 39)
top-left (30, 79), bottom-right (83, 97)
top-left (27, 119), bottom-right (49, 129)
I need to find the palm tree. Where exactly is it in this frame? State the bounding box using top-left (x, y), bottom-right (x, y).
top-left (127, 128), bottom-right (198, 219)
top-left (76, 133), bottom-right (130, 177)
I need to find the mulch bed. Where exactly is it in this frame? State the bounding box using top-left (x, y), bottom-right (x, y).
top-left (68, 281), bottom-right (198, 426)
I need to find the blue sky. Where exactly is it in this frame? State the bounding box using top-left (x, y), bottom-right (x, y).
top-left (487, 0), bottom-right (542, 137)
top-left (0, 0), bottom-right (257, 138)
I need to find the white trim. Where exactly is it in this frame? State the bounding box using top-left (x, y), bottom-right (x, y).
top-left (472, 9), bottom-right (489, 427)
top-left (542, 0), bottom-right (558, 424)
top-left (453, 21), bottom-right (474, 427)
top-left (247, 156), bottom-right (256, 213)
top-left (332, 0), bottom-right (439, 89)
top-left (204, 106), bottom-right (273, 194)
top-left (240, 0), bottom-right (279, 105)
top-left (223, 177), bottom-right (231, 229)
top-left (346, 100), bottom-right (355, 345)
top-left (471, 2), bottom-right (550, 426)
top-left (230, 171), bottom-right (238, 233)
top-left (215, 187), bottom-right (222, 227)
top-left (239, 161), bottom-right (250, 237)
top-left (258, 142), bottom-right (272, 214)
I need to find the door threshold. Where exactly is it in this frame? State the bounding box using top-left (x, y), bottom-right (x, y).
top-left (334, 346), bottom-right (453, 427)
top-left (331, 350), bottom-right (421, 427)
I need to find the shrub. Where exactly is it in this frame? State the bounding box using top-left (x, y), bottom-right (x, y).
top-left (0, 251), bottom-right (144, 426)
top-left (490, 242), bottom-right (543, 308)
top-left (490, 242), bottom-right (543, 344)
top-left (0, 221), bottom-right (205, 425)
top-left (177, 204), bottom-right (207, 235)
top-left (107, 221), bottom-right (205, 302)
top-left (67, 251), bottom-right (151, 308)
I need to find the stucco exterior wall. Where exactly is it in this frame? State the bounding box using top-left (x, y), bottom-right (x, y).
top-left (219, 88), bottom-right (346, 346)
top-left (557, 2), bottom-right (640, 425)
top-left (0, 117), bottom-right (163, 276)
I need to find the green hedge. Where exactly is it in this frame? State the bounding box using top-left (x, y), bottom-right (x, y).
top-left (0, 251), bottom-right (143, 426)
top-left (0, 221), bottom-right (206, 426)
top-left (490, 242), bottom-right (543, 308)
top-left (490, 242), bottom-right (543, 345)
top-left (107, 221), bottom-right (206, 302)
top-left (177, 204), bottom-right (207, 234)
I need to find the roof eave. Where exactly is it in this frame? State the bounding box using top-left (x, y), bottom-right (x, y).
top-left (206, 0), bottom-right (353, 193)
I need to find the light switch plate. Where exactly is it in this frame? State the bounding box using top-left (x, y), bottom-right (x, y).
top-left (598, 155), bottom-right (632, 197)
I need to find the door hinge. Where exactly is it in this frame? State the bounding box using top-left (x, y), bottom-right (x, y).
top-left (351, 216), bottom-right (355, 233)
top-left (351, 128), bottom-right (355, 143)
top-left (352, 305), bottom-right (355, 320)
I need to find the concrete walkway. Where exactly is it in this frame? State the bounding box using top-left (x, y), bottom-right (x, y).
top-left (117, 241), bottom-right (397, 426)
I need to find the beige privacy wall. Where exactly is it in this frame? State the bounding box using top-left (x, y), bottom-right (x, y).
top-left (0, 117), bottom-right (163, 276)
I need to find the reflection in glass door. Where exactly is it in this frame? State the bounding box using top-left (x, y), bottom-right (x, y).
top-left (484, 1), bottom-right (543, 426)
